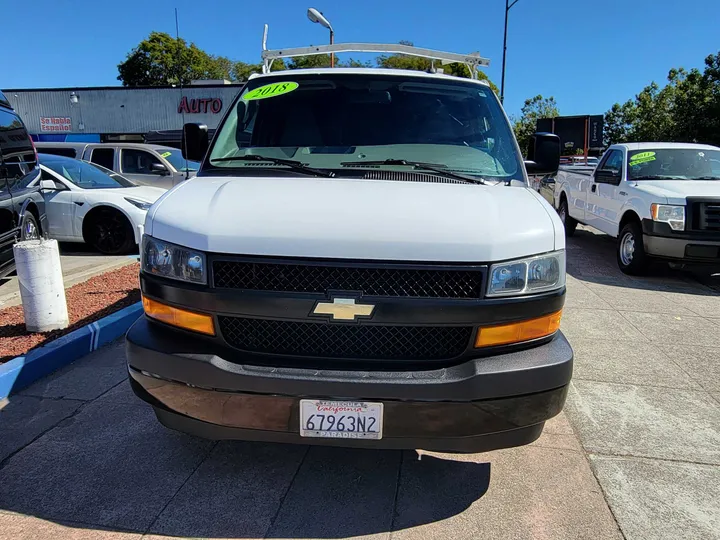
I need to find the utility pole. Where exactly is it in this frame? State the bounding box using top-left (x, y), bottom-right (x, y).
top-left (500, 0), bottom-right (521, 104)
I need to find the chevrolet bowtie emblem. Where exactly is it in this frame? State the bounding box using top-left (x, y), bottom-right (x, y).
top-left (312, 298), bottom-right (375, 321)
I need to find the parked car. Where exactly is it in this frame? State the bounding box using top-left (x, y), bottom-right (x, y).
top-left (0, 91), bottom-right (46, 278)
top-left (31, 154), bottom-right (165, 254)
top-left (126, 42), bottom-right (573, 454)
top-left (35, 142), bottom-right (199, 190)
top-left (554, 142), bottom-right (720, 274)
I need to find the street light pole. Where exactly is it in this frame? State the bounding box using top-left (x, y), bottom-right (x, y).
top-left (500, 0), bottom-right (520, 104)
top-left (330, 29), bottom-right (334, 68)
top-left (307, 8), bottom-right (335, 67)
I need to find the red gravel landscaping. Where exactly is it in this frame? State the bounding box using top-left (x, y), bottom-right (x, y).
top-left (0, 263), bottom-right (140, 363)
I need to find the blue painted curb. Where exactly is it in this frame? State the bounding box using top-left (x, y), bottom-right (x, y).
top-left (0, 301), bottom-right (143, 400)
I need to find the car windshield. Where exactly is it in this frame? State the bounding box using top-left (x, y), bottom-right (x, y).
top-left (159, 148), bottom-right (200, 171)
top-left (41, 155), bottom-right (135, 189)
top-left (207, 73), bottom-right (523, 183)
top-left (627, 148), bottom-right (720, 180)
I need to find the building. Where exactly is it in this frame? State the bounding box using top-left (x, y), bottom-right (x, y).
top-left (2, 81), bottom-right (243, 148)
top-left (536, 115), bottom-right (605, 157)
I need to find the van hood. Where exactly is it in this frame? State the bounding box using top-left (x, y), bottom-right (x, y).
top-left (634, 180), bottom-right (720, 202)
top-left (147, 176), bottom-right (560, 262)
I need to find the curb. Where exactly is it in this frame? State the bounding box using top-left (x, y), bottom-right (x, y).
top-left (0, 302), bottom-right (143, 400)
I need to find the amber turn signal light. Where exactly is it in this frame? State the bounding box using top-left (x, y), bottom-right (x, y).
top-left (475, 310), bottom-right (562, 348)
top-left (142, 296), bottom-right (215, 336)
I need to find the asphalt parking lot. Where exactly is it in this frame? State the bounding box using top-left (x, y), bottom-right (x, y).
top-left (1, 228), bottom-right (718, 540)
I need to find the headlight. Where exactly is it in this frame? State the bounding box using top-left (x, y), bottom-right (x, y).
top-left (487, 251), bottom-right (565, 297)
top-left (125, 197), bottom-right (153, 210)
top-left (651, 204), bottom-right (685, 231)
top-left (141, 235), bottom-right (206, 284)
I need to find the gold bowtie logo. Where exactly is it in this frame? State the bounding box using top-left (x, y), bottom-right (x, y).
top-left (312, 298), bottom-right (375, 321)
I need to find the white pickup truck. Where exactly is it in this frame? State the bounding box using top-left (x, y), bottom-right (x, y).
top-left (125, 41), bottom-right (574, 454)
top-left (552, 142), bottom-right (720, 274)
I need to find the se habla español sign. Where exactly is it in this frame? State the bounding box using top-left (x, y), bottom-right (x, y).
top-left (40, 117), bottom-right (72, 132)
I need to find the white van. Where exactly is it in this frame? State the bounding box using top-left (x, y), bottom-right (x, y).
top-left (125, 42), bottom-right (572, 453)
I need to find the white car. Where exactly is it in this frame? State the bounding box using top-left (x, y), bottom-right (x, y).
top-left (554, 142), bottom-right (720, 274)
top-left (32, 154), bottom-right (166, 254)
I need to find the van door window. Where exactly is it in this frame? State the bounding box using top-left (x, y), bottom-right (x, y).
top-left (90, 148), bottom-right (115, 170)
top-left (121, 149), bottom-right (161, 175)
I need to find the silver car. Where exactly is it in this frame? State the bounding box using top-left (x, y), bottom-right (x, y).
top-left (35, 142), bottom-right (199, 189)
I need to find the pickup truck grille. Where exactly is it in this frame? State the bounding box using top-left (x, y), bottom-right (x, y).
top-left (218, 316), bottom-right (472, 361)
top-left (696, 202), bottom-right (720, 231)
top-left (212, 260), bottom-right (484, 298)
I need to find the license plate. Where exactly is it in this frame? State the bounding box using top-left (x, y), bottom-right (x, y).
top-left (300, 400), bottom-right (384, 439)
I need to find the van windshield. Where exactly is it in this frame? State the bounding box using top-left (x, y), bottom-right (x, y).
top-left (627, 148), bottom-right (720, 180)
top-left (207, 73), bottom-right (523, 183)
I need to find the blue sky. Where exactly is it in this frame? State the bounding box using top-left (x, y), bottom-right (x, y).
top-left (5, 0), bottom-right (718, 118)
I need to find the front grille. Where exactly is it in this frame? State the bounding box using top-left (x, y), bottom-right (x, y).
top-left (218, 317), bottom-right (472, 361)
top-left (697, 202), bottom-right (720, 231)
top-left (213, 260), bottom-right (484, 298)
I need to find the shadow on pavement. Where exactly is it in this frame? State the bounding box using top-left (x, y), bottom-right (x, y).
top-left (0, 361), bottom-right (492, 537)
top-left (567, 229), bottom-right (720, 295)
top-left (58, 241), bottom-right (139, 256)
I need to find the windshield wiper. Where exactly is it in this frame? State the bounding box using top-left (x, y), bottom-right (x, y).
top-left (632, 175), bottom-right (681, 180)
top-left (340, 158), bottom-right (486, 185)
top-left (210, 155), bottom-right (335, 178)
top-left (688, 176), bottom-right (720, 180)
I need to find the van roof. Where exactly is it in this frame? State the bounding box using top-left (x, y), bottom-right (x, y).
top-left (248, 67), bottom-right (492, 87)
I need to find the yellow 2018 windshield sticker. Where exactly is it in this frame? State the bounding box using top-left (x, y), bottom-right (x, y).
top-left (160, 151), bottom-right (172, 158)
top-left (630, 151), bottom-right (656, 166)
top-left (242, 82), bottom-right (299, 101)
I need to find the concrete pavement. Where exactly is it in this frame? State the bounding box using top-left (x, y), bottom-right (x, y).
top-left (564, 227), bottom-right (720, 540)
top-left (0, 227), bottom-right (718, 539)
top-left (0, 243), bottom-right (137, 308)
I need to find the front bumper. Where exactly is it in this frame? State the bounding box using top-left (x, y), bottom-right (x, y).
top-left (126, 316), bottom-right (573, 453)
top-left (642, 219), bottom-right (720, 270)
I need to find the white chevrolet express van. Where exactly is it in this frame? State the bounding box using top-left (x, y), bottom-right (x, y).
top-left (125, 43), bottom-right (572, 453)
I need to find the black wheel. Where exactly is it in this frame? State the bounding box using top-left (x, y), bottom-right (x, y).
top-left (558, 197), bottom-right (577, 237)
top-left (617, 221), bottom-right (649, 275)
top-left (21, 212), bottom-right (40, 240)
top-left (88, 208), bottom-right (134, 255)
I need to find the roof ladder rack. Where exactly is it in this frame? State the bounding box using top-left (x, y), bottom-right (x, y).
top-left (260, 24), bottom-right (490, 80)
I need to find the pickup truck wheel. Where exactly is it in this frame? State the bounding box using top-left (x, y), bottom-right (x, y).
top-left (558, 199), bottom-right (577, 237)
top-left (617, 222), bottom-right (649, 275)
top-left (88, 208), bottom-right (134, 255)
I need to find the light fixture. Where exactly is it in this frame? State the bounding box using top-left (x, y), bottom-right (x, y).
top-left (307, 8), bottom-right (335, 67)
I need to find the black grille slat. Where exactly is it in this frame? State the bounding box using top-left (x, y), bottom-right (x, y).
top-left (219, 317), bottom-right (471, 361)
top-left (696, 202), bottom-right (720, 231)
top-left (213, 261), bottom-right (483, 298)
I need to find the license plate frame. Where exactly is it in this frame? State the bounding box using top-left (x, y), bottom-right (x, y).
top-left (299, 400), bottom-right (384, 440)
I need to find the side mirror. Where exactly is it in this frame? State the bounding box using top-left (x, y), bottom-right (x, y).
top-left (524, 132), bottom-right (561, 176)
top-left (150, 162), bottom-right (169, 175)
top-left (40, 179), bottom-right (60, 191)
top-left (182, 123), bottom-right (209, 162)
top-left (595, 170), bottom-right (621, 185)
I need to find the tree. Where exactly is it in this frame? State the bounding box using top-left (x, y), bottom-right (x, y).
top-left (376, 41), bottom-right (499, 94)
top-left (117, 32), bottom-right (228, 86)
top-left (512, 95), bottom-right (560, 156)
top-left (602, 51), bottom-right (720, 147)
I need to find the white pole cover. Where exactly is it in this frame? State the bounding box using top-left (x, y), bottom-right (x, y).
top-left (13, 239), bottom-right (69, 332)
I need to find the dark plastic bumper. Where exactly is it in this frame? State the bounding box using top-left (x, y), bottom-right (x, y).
top-left (126, 316), bottom-right (573, 452)
top-left (642, 219), bottom-right (720, 270)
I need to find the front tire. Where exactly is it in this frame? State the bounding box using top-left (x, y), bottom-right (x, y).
top-left (20, 212), bottom-right (40, 241)
top-left (88, 208), bottom-right (134, 255)
top-left (617, 221), bottom-right (649, 275)
top-left (558, 198), bottom-right (577, 237)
